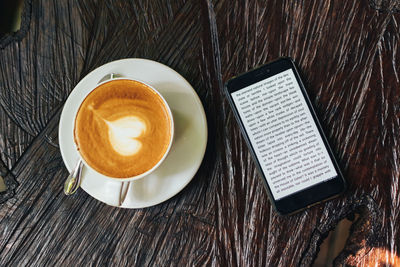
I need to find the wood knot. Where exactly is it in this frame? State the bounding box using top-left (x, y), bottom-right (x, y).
top-left (0, 0), bottom-right (32, 49)
top-left (0, 173), bottom-right (18, 204)
top-left (299, 195), bottom-right (382, 266)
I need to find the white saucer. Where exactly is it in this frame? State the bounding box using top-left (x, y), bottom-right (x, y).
top-left (59, 58), bottom-right (208, 208)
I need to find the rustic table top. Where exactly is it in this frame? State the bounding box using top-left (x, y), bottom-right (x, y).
top-left (1, 0), bottom-right (400, 266)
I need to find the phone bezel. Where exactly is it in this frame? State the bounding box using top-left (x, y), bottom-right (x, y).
top-left (224, 57), bottom-right (346, 215)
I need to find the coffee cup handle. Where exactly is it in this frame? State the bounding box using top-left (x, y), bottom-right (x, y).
top-left (98, 73), bottom-right (122, 84)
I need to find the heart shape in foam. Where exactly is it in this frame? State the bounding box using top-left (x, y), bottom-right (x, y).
top-left (106, 116), bottom-right (147, 156)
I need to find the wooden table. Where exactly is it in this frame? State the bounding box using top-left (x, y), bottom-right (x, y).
top-left (1, 0), bottom-right (400, 266)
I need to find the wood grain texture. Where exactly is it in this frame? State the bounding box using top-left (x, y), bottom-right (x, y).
top-left (0, 0), bottom-right (399, 266)
top-left (1, 0), bottom-right (217, 266)
top-left (214, 0), bottom-right (400, 265)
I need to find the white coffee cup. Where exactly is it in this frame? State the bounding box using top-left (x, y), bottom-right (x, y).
top-left (73, 74), bottom-right (174, 182)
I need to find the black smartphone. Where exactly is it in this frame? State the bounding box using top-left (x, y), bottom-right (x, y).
top-left (224, 57), bottom-right (346, 215)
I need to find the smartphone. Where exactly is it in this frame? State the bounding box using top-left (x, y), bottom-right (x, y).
top-left (224, 57), bottom-right (346, 215)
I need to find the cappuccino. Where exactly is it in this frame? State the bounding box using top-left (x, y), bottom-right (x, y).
top-left (74, 79), bottom-right (172, 178)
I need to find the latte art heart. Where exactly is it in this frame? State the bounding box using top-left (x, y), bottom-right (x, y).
top-left (74, 79), bottom-right (172, 178)
top-left (106, 116), bottom-right (147, 156)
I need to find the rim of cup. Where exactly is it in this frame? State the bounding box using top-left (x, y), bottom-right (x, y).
top-left (73, 76), bottom-right (175, 181)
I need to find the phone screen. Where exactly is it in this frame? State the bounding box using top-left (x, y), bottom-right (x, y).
top-left (230, 68), bottom-right (338, 200)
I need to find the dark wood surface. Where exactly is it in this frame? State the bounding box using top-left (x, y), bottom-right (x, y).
top-left (1, 0), bottom-right (400, 266)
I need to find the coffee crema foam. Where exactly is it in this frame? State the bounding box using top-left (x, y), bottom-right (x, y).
top-left (74, 79), bottom-right (172, 178)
